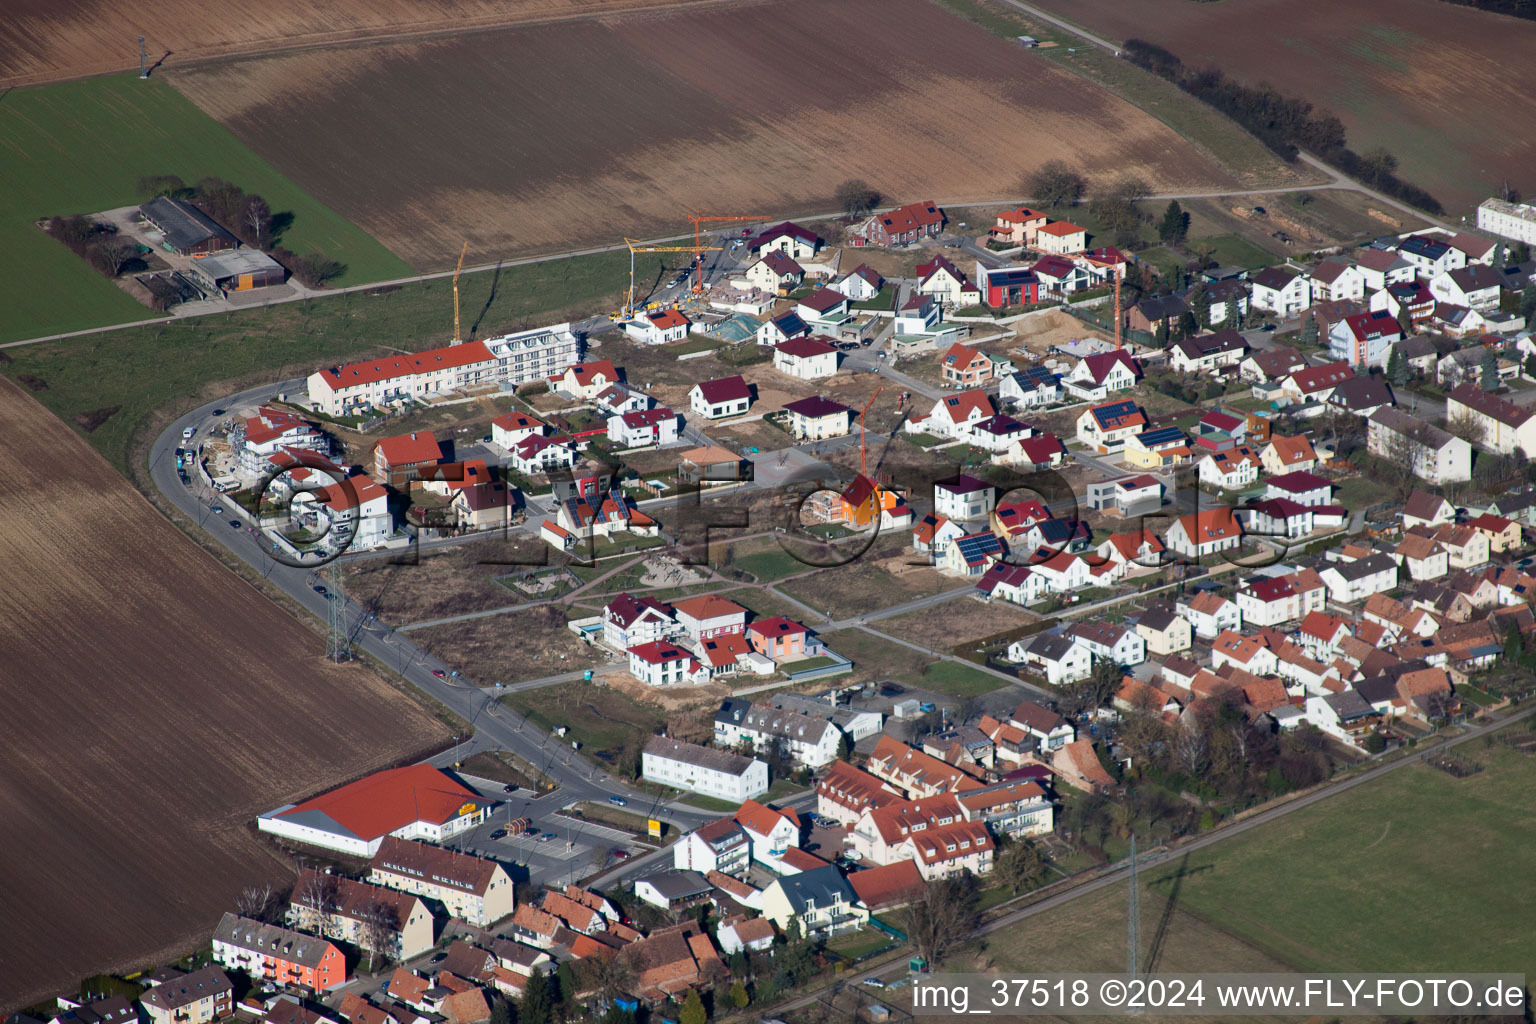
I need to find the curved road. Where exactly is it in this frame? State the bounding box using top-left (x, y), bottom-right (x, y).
top-left (147, 384), bottom-right (727, 835)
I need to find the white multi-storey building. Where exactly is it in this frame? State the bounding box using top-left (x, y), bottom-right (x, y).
top-left (1477, 198), bottom-right (1536, 246)
top-left (642, 736), bottom-right (768, 801)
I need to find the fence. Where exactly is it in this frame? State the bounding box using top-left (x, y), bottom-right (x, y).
top-left (868, 915), bottom-right (907, 942)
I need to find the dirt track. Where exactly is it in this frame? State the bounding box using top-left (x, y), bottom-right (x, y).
top-left (0, 378), bottom-right (448, 1011)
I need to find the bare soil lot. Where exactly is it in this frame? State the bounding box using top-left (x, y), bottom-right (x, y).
top-left (340, 539), bottom-right (551, 625)
top-left (411, 606), bottom-right (594, 683)
top-left (0, 0), bottom-right (727, 86)
top-left (0, 380), bottom-right (447, 1010)
top-left (881, 595), bottom-right (1040, 650)
top-left (166, 0), bottom-right (1240, 269)
top-left (1027, 0), bottom-right (1536, 215)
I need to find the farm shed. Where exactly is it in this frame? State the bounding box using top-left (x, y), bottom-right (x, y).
top-left (138, 196), bottom-right (238, 255)
top-left (187, 248), bottom-right (287, 292)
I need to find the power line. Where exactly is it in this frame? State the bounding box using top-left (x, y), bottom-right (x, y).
top-left (1127, 833), bottom-right (1140, 980)
top-left (325, 562), bottom-right (350, 662)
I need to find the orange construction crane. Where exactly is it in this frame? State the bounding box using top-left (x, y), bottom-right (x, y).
top-left (451, 241), bottom-right (468, 343)
top-left (687, 214), bottom-right (764, 293)
top-left (859, 386), bottom-right (884, 477)
top-left (622, 238), bottom-right (720, 320)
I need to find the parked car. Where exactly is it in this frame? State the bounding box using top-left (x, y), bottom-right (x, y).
top-left (432, 668), bottom-right (446, 678)
top-left (918, 701), bottom-right (937, 713)
top-left (228, 520), bottom-right (241, 528)
top-left (862, 978), bottom-right (885, 989)
top-left (210, 505), bottom-right (223, 514)
top-left (489, 829), bottom-right (507, 840)
top-left (313, 585), bottom-right (327, 595)
top-left (539, 832), bottom-right (558, 842)
top-left (611, 849), bottom-right (631, 859)
top-left (880, 684), bottom-right (904, 697)
top-left (609, 795), bottom-right (628, 807)
top-left (503, 783), bottom-right (518, 793)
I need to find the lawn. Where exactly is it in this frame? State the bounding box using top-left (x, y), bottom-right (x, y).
top-left (500, 682), bottom-right (666, 764)
top-left (2, 249), bottom-right (629, 475)
top-left (1187, 233), bottom-right (1279, 270)
top-left (0, 74), bottom-right (411, 343)
top-left (1156, 737), bottom-right (1536, 977)
top-left (1331, 472), bottom-right (1396, 509)
top-left (825, 927), bottom-right (895, 960)
top-left (919, 659), bottom-right (1007, 698)
top-left (725, 542), bottom-right (812, 583)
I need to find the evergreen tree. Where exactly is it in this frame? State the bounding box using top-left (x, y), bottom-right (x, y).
top-left (1226, 298), bottom-right (1242, 329)
top-left (519, 973), bottom-right (553, 1024)
top-left (1492, 242), bottom-right (1507, 270)
top-left (1156, 317), bottom-right (1170, 343)
top-left (489, 998), bottom-right (512, 1024)
top-left (1481, 346), bottom-right (1499, 391)
top-left (556, 962), bottom-right (579, 1008)
top-left (1158, 200), bottom-right (1189, 244)
top-left (730, 982), bottom-right (750, 1009)
top-left (680, 990), bottom-right (708, 1024)
top-left (1189, 286), bottom-right (1212, 328)
top-left (1396, 306), bottom-right (1413, 336)
top-left (1523, 284), bottom-right (1536, 326)
top-left (1299, 315), bottom-right (1320, 347)
top-left (1387, 345), bottom-right (1408, 386)
top-left (1524, 352), bottom-right (1536, 381)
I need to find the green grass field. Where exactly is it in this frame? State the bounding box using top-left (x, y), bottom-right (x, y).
top-left (500, 681), bottom-right (664, 763)
top-left (2, 249), bottom-right (630, 474)
top-left (1158, 740), bottom-right (1536, 977)
top-left (0, 74), bottom-right (412, 343)
top-left (1188, 233), bottom-right (1280, 270)
top-left (729, 542), bottom-right (814, 583)
top-left (920, 660), bottom-right (1005, 698)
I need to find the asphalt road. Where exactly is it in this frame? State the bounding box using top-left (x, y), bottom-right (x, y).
top-left (148, 390), bottom-right (726, 839)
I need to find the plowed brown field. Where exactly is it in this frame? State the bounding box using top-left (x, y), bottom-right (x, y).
top-left (1025, 0), bottom-right (1536, 213)
top-left (0, 0), bottom-right (729, 86)
top-left (0, 380), bottom-right (448, 1011)
top-left (165, 0), bottom-right (1239, 269)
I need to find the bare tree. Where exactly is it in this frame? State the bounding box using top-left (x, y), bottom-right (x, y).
top-left (294, 870), bottom-right (339, 932)
top-left (242, 195), bottom-right (273, 248)
top-left (1024, 161), bottom-right (1085, 209)
top-left (1445, 408), bottom-right (1486, 447)
top-left (236, 881), bottom-right (281, 923)
top-left (834, 179), bottom-right (881, 220)
top-left (993, 836), bottom-right (1047, 894)
top-left (902, 875), bottom-right (978, 966)
top-left (95, 233), bottom-right (138, 277)
top-left (1375, 421), bottom-right (1424, 499)
top-left (357, 898), bottom-right (401, 973)
top-left (1172, 723), bottom-right (1210, 777)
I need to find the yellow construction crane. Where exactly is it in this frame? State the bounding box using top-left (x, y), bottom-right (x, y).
top-left (451, 242), bottom-right (468, 343)
top-left (619, 238), bottom-right (721, 320)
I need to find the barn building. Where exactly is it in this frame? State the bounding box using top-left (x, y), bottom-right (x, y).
top-left (138, 196), bottom-right (238, 255)
top-left (187, 249), bottom-right (287, 292)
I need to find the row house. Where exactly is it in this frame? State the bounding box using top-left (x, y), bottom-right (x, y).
top-left (368, 837), bottom-right (516, 927)
top-left (307, 340), bottom-right (501, 417)
top-left (212, 914), bottom-right (348, 992)
top-left (1235, 569), bottom-right (1327, 627)
top-left (287, 870), bottom-right (436, 961)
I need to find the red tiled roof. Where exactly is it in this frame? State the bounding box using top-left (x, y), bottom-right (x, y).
top-left (375, 431), bottom-right (442, 467)
top-left (269, 765), bottom-right (485, 843)
top-left (319, 341), bottom-right (495, 389)
top-left (694, 375), bottom-right (752, 404)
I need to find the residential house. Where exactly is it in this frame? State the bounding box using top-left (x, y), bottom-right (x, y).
top-left (1240, 347), bottom-right (1309, 384)
top-left (759, 866), bottom-right (868, 939)
top-left (369, 838), bottom-right (515, 927)
top-left (1466, 512), bottom-right (1521, 554)
top-left (1280, 361), bottom-right (1355, 405)
top-left (491, 411), bottom-right (547, 451)
top-left (541, 487), bottom-right (658, 552)
top-left (672, 817), bottom-right (751, 877)
top-left (908, 389), bottom-right (995, 440)
top-left (1065, 349), bottom-right (1141, 397)
top-left (940, 343), bottom-right (1002, 386)
top-left (1168, 329), bottom-right (1247, 374)
top-left (292, 473), bottom-right (392, 551)
top-left (834, 263), bottom-right (883, 301)
top-left (633, 872), bottom-right (714, 913)
top-left (1199, 278), bottom-right (1252, 325)
top-left (1257, 434), bottom-right (1316, 475)
top-left (1122, 426), bottom-right (1194, 470)
top-left (1328, 310), bottom-right (1405, 368)
top-left (1403, 491), bottom-right (1456, 531)
top-left (756, 310), bottom-right (809, 346)
top-left (1371, 280), bottom-right (1437, 330)
top-left (1086, 475), bottom-right (1164, 517)
top-left (602, 593), bottom-right (676, 651)
top-left (1035, 221), bottom-right (1086, 254)
top-left (743, 251), bottom-right (805, 294)
top-left (1069, 621), bottom-right (1146, 666)
top-left (628, 640), bottom-right (706, 686)
top-left (508, 433), bottom-right (579, 475)
top-left (212, 914), bottom-right (347, 992)
top-left (1264, 471), bottom-right (1333, 507)
top-left (671, 594), bottom-right (748, 640)
top-left (1198, 446), bottom-right (1261, 491)
top-left (140, 968), bottom-right (233, 1024)
top-left (999, 431), bottom-right (1069, 470)
top-left (717, 917), bottom-right (776, 956)
top-left (1446, 382), bottom-right (1536, 455)
top-left (750, 222), bottom-right (821, 260)
top-left (306, 340), bottom-right (501, 417)
top-left (1032, 254), bottom-right (1093, 297)
top-left (1075, 399), bottom-right (1148, 453)
top-left (912, 513), bottom-right (965, 561)
top-left (861, 200), bottom-right (944, 246)
top-left (1324, 375), bottom-right (1396, 420)
top-left (817, 760), bottom-right (900, 826)
top-left (642, 736), bottom-right (768, 801)
top-left (287, 871), bottom-right (436, 962)
top-left (989, 207), bottom-right (1048, 246)
top-left (1309, 259), bottom-right (1368, 302)
top-left (608, 407), bottom-right (680, 449)
top-left (1367, 408), bottom-right (1472, 483)
top-left (1396, 234), bottom-right (1466, 278)
top-left (1431, 264), bottom-right (1503, 311)
top-left (1177, 590), bottom-right (1242, 639)
top-left (626, 308), bottom-right (690, 345)
top-left (1000, 366), bottom-right (1062, 410)
top-left (1395, 530), bottom-right (1451, 581)
top-left (782, 395), bottom-right (853, 440)
top-left (1008, 632), bottom-right (1092, 686)
top-left (1210, 630), bottom-right (1279, 676)
top-left (1097, 527), bottom-right (1167, 573)
top-left (976, 562), bottom-right (1047, 607)
top-left (1249, 266), bottom-right (1311, 316)
top-left (939, 530), bottom-right (1006, 578)
top-left (689, 375), bottom-right (753, 419)
top-left (716, 699), bottom-right (839, 767)
top-left (1135, 603), bottom-right (1193, 655)
top-left (373, 431), bottom-right (442, 487)
top-left (1126, 294), bottom-right (1189, 335)
top-left (1320, 552), bottom-right (1399, 603)
top-left (916, 254), bottom-right (980, 306)
top-left (1354, 247), bottom-right (1417, 291)
top-left (796, 288), bottom-right (852, 325)
top-left (1390, 335), bottom-right (1441, 376)
top-left (678, 444), bottom-right (748, 485)
top-left (1245, 497), bottom-right (1315, 540)
top-left (934, 474), bottom-right (994, 521)
top-left (773, 336), bottom-right (839, 379)
top-left (550, 360), bottom-right (621, 400)
top-left (977, 264), bottom-right (1040, 308)
top-left (747, 616), bottom-right (812, 663)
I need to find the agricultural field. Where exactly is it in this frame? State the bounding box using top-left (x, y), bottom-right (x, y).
top-left (165, 0), bottom-right (1243, 270)
top-left (1026, 0), bottom-right (1536, 214)
top-left (0, 0), bottom-right (729, 86)
top-left (0, 379), bottom-right (448, 1010)
top-left (0, 249), bottom-right (629, 477)
top-left (0, 75), bottom-right (410, 343)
